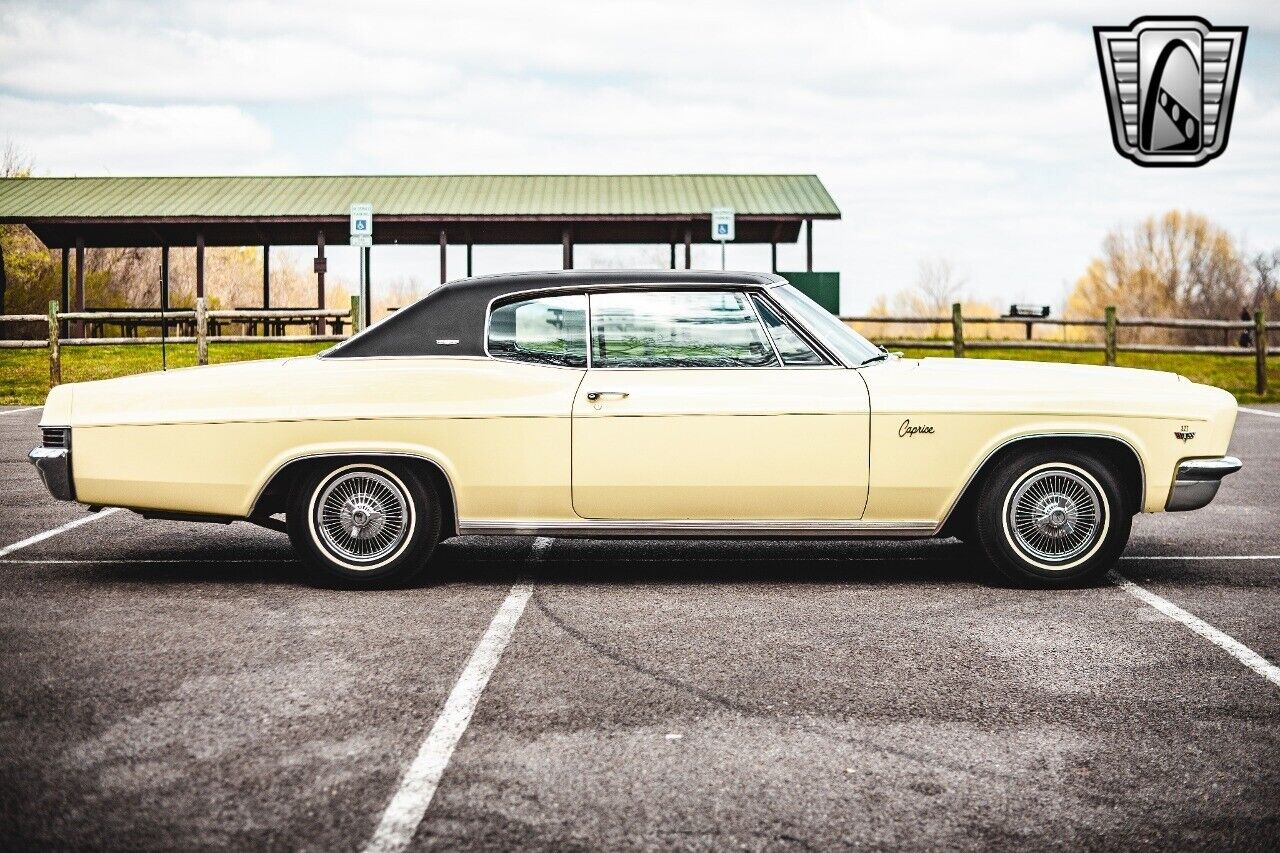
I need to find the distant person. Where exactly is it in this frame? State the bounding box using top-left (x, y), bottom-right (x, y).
top-left (1240, 307), bottom-right (1253, 348)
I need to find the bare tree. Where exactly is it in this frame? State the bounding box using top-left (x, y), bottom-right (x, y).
top-left (1068, 211), bottom-right (1252, 343)
top-left (0, 140), bottom-right (37, 314)
top-left (912, 257), bottom-right (966, 315)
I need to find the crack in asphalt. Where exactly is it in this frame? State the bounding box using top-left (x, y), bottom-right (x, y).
top-left (527, 586), bottom-right (1126, 804)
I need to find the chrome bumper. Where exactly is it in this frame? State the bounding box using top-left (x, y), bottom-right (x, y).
top-left (29, 446), bottom-right (75, 502)
top-left (1165, 456), bottom-right (1242, 512)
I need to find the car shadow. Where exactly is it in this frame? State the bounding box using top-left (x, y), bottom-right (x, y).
top-left (56, 536), bottom-right (1001, 589)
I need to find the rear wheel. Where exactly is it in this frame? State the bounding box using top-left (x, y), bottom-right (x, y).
top-left (973, 448), bottom-right (1131, 588)
top-left (287, 461), bottom-right (440, 587)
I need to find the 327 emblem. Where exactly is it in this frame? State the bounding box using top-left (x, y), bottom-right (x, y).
top-left (899, 419), bottom-right (935, 437)
top-left (1174, 426), bottom-right (1196, 442)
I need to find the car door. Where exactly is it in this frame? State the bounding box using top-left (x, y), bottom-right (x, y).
top-left (571, 288), bottom-right (870, 521)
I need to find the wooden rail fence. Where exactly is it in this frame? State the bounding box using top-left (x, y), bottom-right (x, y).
top-left (0, 299), bottom-right (1273, 394)
top-left (0, 298), bottom-right (361, 386)
top-left (845, 304), bottom-right (1275, 394)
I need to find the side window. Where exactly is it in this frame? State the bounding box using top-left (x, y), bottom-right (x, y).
top-left (751, 295), bottom-right (829, 366)
top-left (488, 293), bottom-right (587, 367)
top-left (590, 290), bottom-right (778, 368)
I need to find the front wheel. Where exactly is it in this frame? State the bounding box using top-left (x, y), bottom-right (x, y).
top-left (973, 449), bottom-right (1132, 588)
top-left (287, 461), bottom-right (441, 587)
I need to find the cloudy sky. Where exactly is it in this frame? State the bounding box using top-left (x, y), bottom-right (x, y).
top-left (2, 0), bottom-right (1277, 310)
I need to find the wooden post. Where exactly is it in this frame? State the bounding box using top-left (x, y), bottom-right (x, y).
top-left (160, 245), bottom-right (170, 310)
top-left (48, 300), bottom-right (61, 387)
top-left (262, 244), bottom-right (270, 310)
top-left (351, 294), bottom-right (361, 334)
top-left (669, 242), bottom-right (676, 270)
top-left (1104, 306), bottom-right (1117, 366)
top-left (466, 243), bottom-right (473, 278)
top-left (805, 219), bottom-right (813, 272)
top-left (440, 229), bottom-right (448, 282)
top-left (1256, 309), bottom-right (1268, 395)
top-left (314, 230), bottom-right (326, 334)
top-left (195, 297), bottom-right (208, 366)
top-left (60, 246), bottom-right (70, 337)
top-left (951, 303), bottom-right (964, 358)
top-left (770, 242), bottom-right (777, 273)
top-left (74, 238), bottom-right (85, 337)
top-left (195, 233), bottom-right (205, 299)
top-left (561, 227), bottom-right (573, 270)
top-left (684, 226), bottom-right (692, 269)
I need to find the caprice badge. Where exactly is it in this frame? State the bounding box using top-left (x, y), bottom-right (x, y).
top-left (1094, 16), bottom-right (1247, 167)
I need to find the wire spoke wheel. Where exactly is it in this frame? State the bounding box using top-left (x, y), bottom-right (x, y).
top-left (1004, 467), bottom-right (1104, 566)
top-left (313, 469), bottom-right (410, 566)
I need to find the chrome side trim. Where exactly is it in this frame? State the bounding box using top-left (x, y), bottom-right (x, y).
top-left (248, 451), bottom-right (461, 536)
top-left (457, 518), bottom-right (935, 539)
top-left (29, 446), bottom-right (75, 502)
top-left (1165, 455), bottom-right (1242, 512)
top-left (935, 432), bottom-right (1147, 528)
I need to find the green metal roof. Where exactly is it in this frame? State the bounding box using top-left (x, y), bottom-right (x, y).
top-left (0, 174), bottom-right (839, 219)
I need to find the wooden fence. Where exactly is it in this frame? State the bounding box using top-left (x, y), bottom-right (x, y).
top-left (844, 303), bottom-right (1275, 394)
top-left (0, 297), bottom-right (362, 386)
top-left (0, 299), bottom-right (1274, 395)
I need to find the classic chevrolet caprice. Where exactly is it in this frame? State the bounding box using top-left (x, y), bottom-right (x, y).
top-left (31, 270), bottom-right (1241, 587)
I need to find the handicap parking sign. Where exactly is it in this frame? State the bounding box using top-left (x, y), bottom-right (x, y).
top-left (711, 207), bottom-right (735, 241)
top-left (350, 202), bottom-right (374, 247)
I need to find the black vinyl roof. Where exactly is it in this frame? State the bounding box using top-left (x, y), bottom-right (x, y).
top-left (327, 269), bottom-right (787, 358)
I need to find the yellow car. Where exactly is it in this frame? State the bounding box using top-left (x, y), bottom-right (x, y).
top-left (30, 271), bottom-right (1241, 588)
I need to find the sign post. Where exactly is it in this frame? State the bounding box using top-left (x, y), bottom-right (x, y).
top-left (350, 203), bottom-right (373, 328)
top-left (711, 207), bottom-right (734, 271)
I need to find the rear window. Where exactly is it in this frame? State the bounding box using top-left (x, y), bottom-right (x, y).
top-left (488, 293), bottom-right (588, 368)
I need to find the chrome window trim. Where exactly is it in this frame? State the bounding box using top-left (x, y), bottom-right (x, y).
top-left (483, 289), bottom-right (591, 371)
top-left (744, 291), bottom-right (785, 367)
top-left (748, 292), bottom-right (833, 367)
top-left (585, 287), bottom-right (800, 371)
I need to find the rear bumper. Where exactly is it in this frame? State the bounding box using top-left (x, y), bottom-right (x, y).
top-left (1165, 456), bottom-right (1242, 512)
top-left (29, 447), bottom-right (75, 502)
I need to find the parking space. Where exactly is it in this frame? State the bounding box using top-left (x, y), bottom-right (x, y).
top-left (0, 405), bottom-right (1277, 849)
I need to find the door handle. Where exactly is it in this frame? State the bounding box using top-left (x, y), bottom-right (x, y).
top-left (585, 391), bottom-right (630, 401)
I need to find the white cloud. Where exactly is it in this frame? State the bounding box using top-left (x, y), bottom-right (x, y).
top-left (1, 0), bottom-right (1277, 309)
top-left (1, 96), bottom-right (276, 174)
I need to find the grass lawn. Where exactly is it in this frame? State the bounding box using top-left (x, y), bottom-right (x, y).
top-left (1, 341), bottom-right (1276, 406)
top-left (0, 341), bottom-right (333, 406)
top-left (899, 346), bottom-right (1279, 404)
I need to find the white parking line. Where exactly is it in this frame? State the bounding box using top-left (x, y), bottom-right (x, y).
top-left (1111, 572), bottom-right (1280, 690)
top-left (363, 536), bottom-right (550, 853)
top-left (0, 508), bottom-right (122, 557)
top-left (1123, 554), bottom-right (1280, 561)
top-left (1239, 407), bottom-right (1280, 419)
top-left (0, 406), bottom-right (41, 416)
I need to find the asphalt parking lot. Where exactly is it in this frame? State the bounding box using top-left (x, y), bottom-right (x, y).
top-left (0, 404), bottom-right (1277, 851)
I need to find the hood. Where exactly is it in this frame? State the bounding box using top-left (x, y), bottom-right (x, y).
top-left (862, 356), bottom-right (1232, 421)
top-left (914, 356), bottom-right (1184, 389)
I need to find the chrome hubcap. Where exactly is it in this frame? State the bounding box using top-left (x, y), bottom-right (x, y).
top-left (1006, 468), bottom-right (1103, 564)
top-left (315, 470), bottom-right (409, 564)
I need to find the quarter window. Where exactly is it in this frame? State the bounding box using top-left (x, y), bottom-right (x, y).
top-left (751, 295), bottom-right (828, 365)
top-left (590, 290), bottom-right (778, 368)
top-left (488, 293), bottom-right (588, 367)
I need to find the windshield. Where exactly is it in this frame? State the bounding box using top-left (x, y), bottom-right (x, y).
top-left (771, 284), bottom-right (881, 366)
